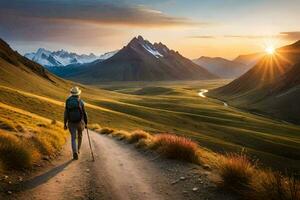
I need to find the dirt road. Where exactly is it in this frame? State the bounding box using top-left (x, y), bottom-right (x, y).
top-left (4, 131), bottom-right (235, 200)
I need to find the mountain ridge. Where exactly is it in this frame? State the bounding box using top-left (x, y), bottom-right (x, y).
top-left (209, 40), bottom-right (300, 124)
top-left (24, 48), bottom-right (118, 67)
top-left (193, 56), bottom-right (251, 78)
top-left (54, 36), bottom-right (218, 82)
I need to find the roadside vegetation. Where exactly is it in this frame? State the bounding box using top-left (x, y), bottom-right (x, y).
top-left (0, 104), bottom-right (67, 170)
top-left (92, 124), bottom-right (300, 200)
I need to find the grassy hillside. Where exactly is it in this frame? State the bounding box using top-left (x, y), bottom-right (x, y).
top-left (209, 41), bottom-right (300, 124)
top-left (1, 39), bottom-right (300, 172)
top-left (0, 102), bottom-right (67, 170)
top-left (92, 81), bottom-right (300, 172)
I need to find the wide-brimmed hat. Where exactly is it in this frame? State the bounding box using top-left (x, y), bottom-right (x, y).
top-left (70, 86), bottom-right (81, 95)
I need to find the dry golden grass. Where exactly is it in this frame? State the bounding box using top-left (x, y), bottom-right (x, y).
top-left (127, 130), bottom-right (152, 143)
top-left (217, 153), bottom-right (256, 193)
top-left (97, 127), bottom-right (299, 200)
top-left (216, 152), bottom-right (300, 199)
top-left (250, 171), bottom-right (300, 200)
top-left (150, 134), bottom-right (200, 163)
top-left (0, 104), bottom-right (67, 170)
top-left (110, 130), bottom-right (131, 140)
top-left (135, 138), bottom-right (153, 149)
top-left (99, 128), bottom-right (114, 135)
top-left (88, 123), bottom-right (102, 132)
top-left (0, 131), bottom-right (31, 169)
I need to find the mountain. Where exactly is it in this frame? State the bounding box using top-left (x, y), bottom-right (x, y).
top-left (24, 49), bottom-right (118, 67)
top-left (210, 40), bottom-right (300, 124)
top-left (233, 52), bottom-right (264, 67)
top-left (0, 39), bottom-right (77, 98)
top-left (193, 56), bottom-right (251, 78)
top-left (58, 36), bottom-right (218, 83)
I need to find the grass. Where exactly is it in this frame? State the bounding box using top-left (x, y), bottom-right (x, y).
top-left (127, 130), bottom-right (152, 143)
top-left (1, 72), bottom-right (300, 172)
top-left (99, 128), bottom-right (114, 135)
top-left (217, 153), bottom-right (300, 200)
top-left (250, 171), bottom-right (300, 200)
top-left (217, 152), bottom-right (256, 193)
top-left (0, 131), bottom-right (31, 169)
top-left (97, 127), bottom-right (300, 200)
top-left (150, 134), bottom-right (200, 163)
top-left (95, 128), bottom-right (202, 164)
top-left (88, 123), bottom-right (102, 132)
top-left (0, 103), bottom-right (67, 170)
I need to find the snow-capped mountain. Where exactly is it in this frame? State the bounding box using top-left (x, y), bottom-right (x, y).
top-left (54, 35), bottom-right (218, 82)
top-left (24, 48), bottom-right (118, 67)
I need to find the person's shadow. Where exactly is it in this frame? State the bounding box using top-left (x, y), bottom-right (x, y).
top-left (14, 160), bottom-right (73, 192)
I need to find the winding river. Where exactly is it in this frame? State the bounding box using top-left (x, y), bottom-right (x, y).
top-left (198, 89), bottom-right (228, 107)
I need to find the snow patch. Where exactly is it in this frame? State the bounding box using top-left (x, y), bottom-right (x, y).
top-left (24, 48), bottom-right (118, 67)
top-left (142, 44), bottom-right (163, 58)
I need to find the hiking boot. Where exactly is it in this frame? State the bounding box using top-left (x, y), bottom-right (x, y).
top-left (78, 150), bottom-right (80, 154)
top-left (73, 153), bottom-right (78, 160)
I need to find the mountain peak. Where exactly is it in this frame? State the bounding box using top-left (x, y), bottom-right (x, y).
top-left (25, 48), bottom-right (112, 67)
top-left (128, 35), bottom-right (147, 47)
top-left (137, 35), bottom-right (144, 41)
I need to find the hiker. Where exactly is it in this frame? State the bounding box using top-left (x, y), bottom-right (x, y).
top-left (64, 86), bottom-right (88, 160)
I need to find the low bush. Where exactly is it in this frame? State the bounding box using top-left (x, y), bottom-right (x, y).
top-left (88, 123), bottom-right (101, 132)
top-left (135, 138), bottom-right (153, 149)
top-left (111, 130), bottom-right (131, 140)
top-left (217, 153), bottom-right (256, 194)
top-left (127, 130), bottom-right (152, 143)
top-left (99, 128), bottom-right (114, 135)
top-left (150, 134), bottom-right (199, 163)
top-left (250, 171), bottom-right (300, 200)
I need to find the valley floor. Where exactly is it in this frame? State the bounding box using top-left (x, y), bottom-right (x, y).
top-left (3, 131), bottom-right (235, 200)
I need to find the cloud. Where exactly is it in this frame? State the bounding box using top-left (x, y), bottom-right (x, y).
top-left (223, 35), bottom-right (276, 39)
top-left (279, 32), bottom-right (300, 40)
top-left (0, 0), bottom-right (199, 27)
top-left (188, 35), bottom-right (216, 39)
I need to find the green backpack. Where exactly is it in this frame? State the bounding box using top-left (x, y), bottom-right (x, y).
top-left (66, 96), bottom-right (83, 123)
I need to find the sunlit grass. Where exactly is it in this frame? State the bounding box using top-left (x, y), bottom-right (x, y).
top-left (98, 127), bottom-right (300, 200)
top-left (0, 104), bottom-right (67, 170)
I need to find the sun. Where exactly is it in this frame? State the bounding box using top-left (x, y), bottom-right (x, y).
top-left (265, 46), bottom-right (275, 55)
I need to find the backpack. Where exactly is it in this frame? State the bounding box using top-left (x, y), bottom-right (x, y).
top-left (66, 96), bottom-right (83, 123)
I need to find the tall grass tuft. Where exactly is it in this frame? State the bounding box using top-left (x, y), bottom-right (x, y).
top-left (217, 152), bottom-right (256, 194)
top-left (111, 130), bottom-right (131, 140)
top-left (99, 128), bottom-right (114, 135)
top-left (250, 171), bottom-right (300, 200)
top-left (88, 123), bottom-right (101, 132)
top-left (150, 134), bottom-right (199, 163)
top-left (127, 130), bottom-right (152, 143)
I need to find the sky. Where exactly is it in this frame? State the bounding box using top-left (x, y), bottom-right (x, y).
top-left (1, 0), bottom-right (300, 59)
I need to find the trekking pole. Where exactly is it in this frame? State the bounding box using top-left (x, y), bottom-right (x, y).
top-left (86, 128), bottom-right (95, 161)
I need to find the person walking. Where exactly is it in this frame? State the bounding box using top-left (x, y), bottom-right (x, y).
top-left (64, 86), bottom-right (88, 160)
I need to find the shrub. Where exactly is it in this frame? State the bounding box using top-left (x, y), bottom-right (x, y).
top-left (217, 153), bottom-right (256, 194)
top-left (88, 123), bottom-right (101, 132)
top-left (135, 138), bottom-right (153, 149)
top-left (111, 130), bottom-right (131, 140)
top-left (100, 128), bottom-right (114, 135)
top-left (250, 171), bottom-right (300, 200)
top-left (150, 134), bottom-right (199, 163)
top-left (127, 130), bottom-right (152, 143)
top-left (51, 119), bottom-right (57, 125)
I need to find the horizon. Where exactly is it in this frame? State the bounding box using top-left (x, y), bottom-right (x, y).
top-left (1, 0), bottom-right (300, 59)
